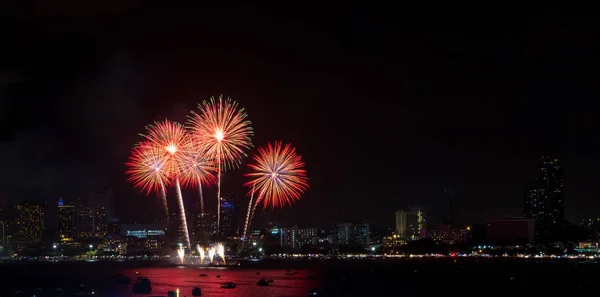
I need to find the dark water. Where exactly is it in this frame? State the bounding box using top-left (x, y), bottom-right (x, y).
top-left (0, 259), bottom-right (598, 296)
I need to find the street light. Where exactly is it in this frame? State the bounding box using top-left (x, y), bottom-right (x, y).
top-left (53, 244), bottom-right (57, 249)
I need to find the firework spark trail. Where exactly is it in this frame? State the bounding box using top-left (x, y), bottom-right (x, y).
top-left (197, 245), bottom-right (205, 264)
top-left (159, 181), bottom-right (168, 222)
top-left (242, 183), bottom-right (256, 239)
top-left (188, 95), bottom-right (253, 235)
top-left (244, 141), bottom-right (309, 210)
top-left (198, 182), bottom-right (204, 213)
top-left (216, 243), bottom-right (226, 265)
top-left (177, 247), bottom-right (185, 264)
top-left (175, 179), bottom-right (191, 248)
top-left (217, 150), bottom-right (221, 234)
top-left (208, 247), bottom-right (215, 263)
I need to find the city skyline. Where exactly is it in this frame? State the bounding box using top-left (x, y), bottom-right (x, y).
top-left (3, 6), bottom-right (600, 229)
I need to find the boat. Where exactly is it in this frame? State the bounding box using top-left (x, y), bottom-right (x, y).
top-left (192, 287), bottom-right (202, 296)
top-left (220, 282), bottom-right (236, 289)
top-left (132, 278), bottom-right (152, 294)
top-left (257, 278), bottom-right (269, 286)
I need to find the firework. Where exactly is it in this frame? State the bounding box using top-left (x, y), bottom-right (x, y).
top-left (177, 247), bottom-right (185, 264)
top-left (244, 141), bottom-right (309, 209)
top-left (188, 95), bottom-right (253, 234)
top-left (179, 144), bottom-right (217, 213)
top-left (143, 120), bottom-right (193, 248)
top-left (125, 141), bottom-right (170, 221)
top-left (208, 247), bottom-right (215, 263)
top-left (216, 243), bottom-right (226, 265)
top-left (197, 245), bottom-right (205, 265)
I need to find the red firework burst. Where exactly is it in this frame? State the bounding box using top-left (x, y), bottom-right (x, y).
top-left (187, 95), bottom-right (253, 169)
top-left (125, 141), bottom-right (170, 195)
top-left (244, 141), bottom-right (309, 209)
top-left (142, 119), bottom-right (193, 179)
top-left (179, 143), bottom-right (218, 188)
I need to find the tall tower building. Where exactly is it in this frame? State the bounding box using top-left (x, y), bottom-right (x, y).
top-left (524, 156), bottom-right (564, 239)
top-left (219, 197), bottom-right (238, 237)
top-left (395, 208), bottom-right (427, 240)
top-left (57, 198), bottom-right (77, 242)
top-left (14, 201), bottom-right (45, 243)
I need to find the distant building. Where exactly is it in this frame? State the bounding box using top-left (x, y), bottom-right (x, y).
top-left (395, 208), bottom-right (427, 240)
top-left (90, 183), bottom-right (115, 222)
top-left (77, 205), bottom-right (95, 240)
top-left (57, 198), bottom-right (77, 242)
top-left (524, 156), bottom-right (564, 240)
top-left (486, 217), bottom-right (535, 246)
top-left (94, 205), bottom-right (108, 238)
top-left (13, 201), bottom-right (45, 243)
top-left (192, 210), bottom-right (214, 244)
top-left (280, 226), bottom-right (317, 249)
top-left (336, 221), bottom-right (370, 245)
top-left (120, 224), bottom-right (167, 238)
top-left (429, 224), bottom-right (467, 245)
top-left (219, 197), bottom-right (238, 237)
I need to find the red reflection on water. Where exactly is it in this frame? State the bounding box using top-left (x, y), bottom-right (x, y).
top-left (117, 267), bottom-right (321, 297)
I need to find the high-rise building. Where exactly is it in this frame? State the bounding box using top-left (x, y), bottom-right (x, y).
top-left (280, 226), bottom-right (317, 249)
top-left (219, 197), bottom-right (238, 237)
top-left (94, 205), bottom-right (108, 238)
top-left (90, 184), bottom-right (115, 223)
top-left (13, 201), bottom-right (45, 243)
top-left (336, 221), bottom-right (370, 245)
top-left (395, 208), bottom-right (427, 240)
top-left (57, 198), bottom-right (77, 242)
top-left (77, 205), bottom-right (95, 240)
top-left (524, 156), bottom-right (564, 239)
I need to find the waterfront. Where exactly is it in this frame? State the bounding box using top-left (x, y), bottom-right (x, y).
top-left (0, 258), bottom-right (598, 296)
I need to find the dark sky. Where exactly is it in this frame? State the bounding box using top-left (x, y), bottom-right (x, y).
top-left (1, 4), bottom-right (600, 229)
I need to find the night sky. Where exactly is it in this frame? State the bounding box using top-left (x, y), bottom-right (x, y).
top-left (1, 4), bottom-right (600, 229)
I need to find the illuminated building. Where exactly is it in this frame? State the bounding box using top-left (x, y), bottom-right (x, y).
top-left (429, 225), bottom-right (467, 245)
top-left (14, 201), bottom-right (45, 243)
top-left (219, 197), bottom-right (238, 237)
top-left (121, 224), bottom-right (167, 251)
top-left (94, 206), bottom-right (108, 238)
top-left (395, 208), bottom-right (427, 240)
top-left (280, 226), bottom-right (317, 249)
top-left (383, 234), bottom-right (406, 247)
top-left (486, 217), bottom-right (534, 246)
top-left (90, 183), bottom-right (115, 223)
top-left (57, 198), bottom-right (77, 242)
top-left (336, 221), bottom-right (370, 245)
top-left (120, 224), bottom-right (167, 238)
top-left (524, 156), bottom-right (564, 239)
top-left (77, 206), bottom-right (95, 240)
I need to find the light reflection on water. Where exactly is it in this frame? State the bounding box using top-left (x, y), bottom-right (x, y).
top-left (114, 266), bottom-right (320, 297)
